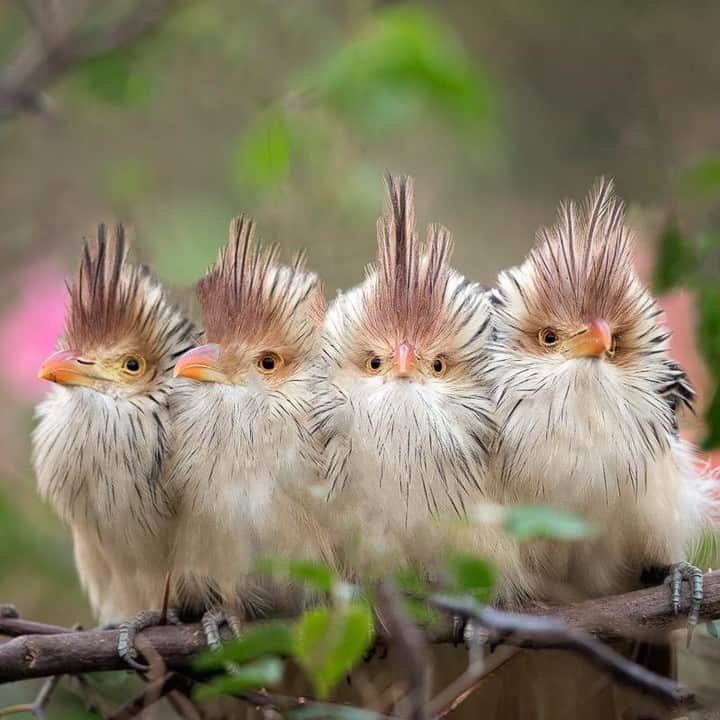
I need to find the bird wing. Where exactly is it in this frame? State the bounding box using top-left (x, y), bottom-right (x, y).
top-left (659, 360), bottom-right (695, 434)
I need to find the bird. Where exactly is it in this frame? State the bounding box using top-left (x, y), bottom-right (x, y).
top-left (486, 177), bottom-right (715, 620)
top-left (32, 224), bottom-right (196, 630)
top-left (167, 214), bottom-right (332, 644)
top-left (312, 174), bottom-right (534, 601)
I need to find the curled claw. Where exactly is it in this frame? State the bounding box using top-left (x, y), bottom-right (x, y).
top-left (668, 561), bottom-right (703, 647)
top-left (117, 609), bottom-right (180, 671)
top-left (201, 607), bottom-right (243, 650)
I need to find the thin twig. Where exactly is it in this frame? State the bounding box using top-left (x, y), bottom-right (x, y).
top-left (428, 594), bottom-right (688, 708)
top-left (375, 580), bottom-right (430, 720)
top-left (107, 673), bottom-right (192, 720)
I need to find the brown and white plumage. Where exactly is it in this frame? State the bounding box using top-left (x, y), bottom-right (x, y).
top-left (313, 175), bottom-right (532, 598)
top-left (167, 216), bottom-right (330, 619)
top-left (487, 177), bottom-right (716, 601)
top-left (32, 225), bottom-right (196, 623)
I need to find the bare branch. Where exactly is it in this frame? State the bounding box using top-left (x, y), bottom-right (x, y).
top-left (1, 571), bottom-right (719, 707)
top-left (0, 0), bottom-right (175, 120)
top-left (429, 594), bottom-right (686, 707)
top-left (375, 580), bottom-right (430, 720)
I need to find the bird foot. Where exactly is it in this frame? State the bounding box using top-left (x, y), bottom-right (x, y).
top-left (201, 607), bottom-right (243, 651)
top-left (117, 609), bottom-right (180, 672)
top-left (667, 560), bottom-right (703, 647)
top-left (451, 615), bottom-right (490, 649)
top-left (0, 604), bottom-right (19, 618)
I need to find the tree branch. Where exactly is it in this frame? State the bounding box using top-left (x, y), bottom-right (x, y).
top-left (0, 0), bottom-right (175, 120)
top-left (2, 572), bottom-right (719, 696)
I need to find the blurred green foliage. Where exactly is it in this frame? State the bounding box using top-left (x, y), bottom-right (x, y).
top-left (654, 160), bottom-right (720, 449)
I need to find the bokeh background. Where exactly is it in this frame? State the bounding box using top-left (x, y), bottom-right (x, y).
top-left (1, 0), bottom-right (719, 714)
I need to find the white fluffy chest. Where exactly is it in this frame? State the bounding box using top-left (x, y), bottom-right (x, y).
top-left (32, 387), bottom-right (173, 542)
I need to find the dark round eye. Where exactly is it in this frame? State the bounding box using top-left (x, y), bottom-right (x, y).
top-left (366, 355), bottom-right (383, 373)
top-left (539, 328), bottom-right (559, 346)
top-left (431, 357), bottom-right (446, 376)
top-left (123, 356), bottom-right (142, 373)
top-left (257, 352), bottom-right (283, 374)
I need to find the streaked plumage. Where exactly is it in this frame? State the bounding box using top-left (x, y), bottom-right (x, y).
top-left (313, 175), bottom-right (532, 599)
top-left (32, 225), bottom-right (196, 623)
top-left (167, 216), bottom-right (331, 619)
top-left (487, 178), bottom-right (716, 600)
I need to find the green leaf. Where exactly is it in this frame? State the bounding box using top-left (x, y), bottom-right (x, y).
top-left (403, 597), bottom-right (440, 626)
top-left (503, 505), bottom-right (597, 541)
top-left (287, 560), bottom-right (337, 593)
top-left (229, 111), bottom-right (291, 193)
top-left (393, 566), bottom-right (429, 597)
top-left (653, 219), bottom-right (696, 293)
top-left (301, 5), bottom-right (493, 134)
top-left (194, 657), bottom-right (284, 701)
top-left (253, 558), bottom-right (338, 593)
top-left (293, 601), bottom-right (374, 699)
top-left (71, 51), bottom-right (151, 106)
top-left (193, 621), bottom-right (294, 671)
top-left (449, 554), bottom-right (496, 603)
top-left (681, 155), bottom-right (720, 194)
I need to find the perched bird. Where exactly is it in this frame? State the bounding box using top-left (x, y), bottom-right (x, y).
top-left (168, 215), bottom-right (331, 640)
top-left (486, 177), bottom-right (714, 620)
top-left (313, 175), bottom-right (532, 599)
top-left (33, 225), bottom-right (196, 626)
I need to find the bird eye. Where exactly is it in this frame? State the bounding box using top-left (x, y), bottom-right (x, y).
top-left (257, 351), bottom-right (283, 374)
top-left (538, 328), bottom-right (559, 347)
top-left (121, 355), bottom-right (144, 375)
top-left (365, 355), bottom-right (383, 373)
top-left (431, 356), bottom-right (447, 377)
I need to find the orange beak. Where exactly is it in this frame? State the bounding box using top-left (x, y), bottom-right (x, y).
top-left (567, 319), bottom-right (613, 358)
top-left (38, 350), bottom-right (99, 387)
top-left (393, 341), bottom-right (416, 378)
top-left (173, 343), bottom-right (227, 383)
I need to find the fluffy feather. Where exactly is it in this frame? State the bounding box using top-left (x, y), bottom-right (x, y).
top-left (313, 175), bottom-right (533, 600)
top-left (32, 225), bottom-right (196, 622)
top-left (167, 216), bottom-right (331, 617)
top-left (487, 178), bottom-right (716, 599)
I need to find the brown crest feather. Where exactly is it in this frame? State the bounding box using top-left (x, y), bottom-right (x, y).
top-left (198, 215), bottom-right (322, 348)
top-left (363, 174), bottom-right (453, 346)
top-left (64, 225), bottom-right (153, 351)
top-left (527, 176), bottom-right (636, 327)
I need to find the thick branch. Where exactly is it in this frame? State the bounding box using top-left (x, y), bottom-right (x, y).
top-left (1, 572), bottom-right (719, 686)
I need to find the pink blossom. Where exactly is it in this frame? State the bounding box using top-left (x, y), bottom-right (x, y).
top-left (0, 261), bottom-right (67, 401)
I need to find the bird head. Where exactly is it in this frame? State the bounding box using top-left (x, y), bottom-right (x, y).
top-left (492, 178), bottom-right (670, 377)
top-left (38, 224), bottom-right (195, 397)
top-left (488, 178), bottom-right (684, 482)
top-left (316, 175), bottom-right (495, 516)
top-left (173, 216), bottom-right (325, 391)
top-left (327, 174), bottom-right (491, 395)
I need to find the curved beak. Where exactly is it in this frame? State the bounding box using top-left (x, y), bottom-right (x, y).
top-left (567, 319), bottom-right (613, 359)
top-left (393, 341), bottom-right (416, 378)
top-left (173, 343), bottom-right (227, 383)
top-left (38, 350), bottom-right (100, 387)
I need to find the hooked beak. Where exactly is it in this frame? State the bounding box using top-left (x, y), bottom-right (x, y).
top-left (393, 341), bottom-right (416, 378)
top-left (173, 343), bottom-right (227, 383)
top-left (567, 319), bottom-right (613, 359)
top-left (38, 350), bottom-right (103, 387)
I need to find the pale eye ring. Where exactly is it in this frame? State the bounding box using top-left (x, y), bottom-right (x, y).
top-left (122, 355), bottom-right (144, 375)
top-left (431, 356), bottom-right (447, 376)
top-left (538, 328), bottom-right (559, 347)
top-left (257, 351), bottom-right (283, 374)
top-left (366, 355), bottom-right (383, 373)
